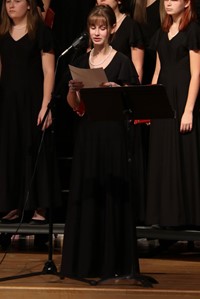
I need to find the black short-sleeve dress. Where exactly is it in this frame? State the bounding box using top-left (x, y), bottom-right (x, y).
top-left (60, 51), bottom-right (139, 278)
top-left (0, 22), bottom-right (60, 211)
top-left (111, 15), bottom-right (144, 60)
top-left (146, 22), bottom-right (200, 227)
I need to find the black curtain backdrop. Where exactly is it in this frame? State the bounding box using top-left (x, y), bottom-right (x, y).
top-left (51, 0), bottom-right (95, 57)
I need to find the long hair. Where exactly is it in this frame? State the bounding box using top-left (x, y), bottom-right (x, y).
top-left (162, 0), bottom-right (197, 32)
top-left (0, 0), bottom-right (43, 38)
top-left (131, 0), bottom-right (147, 23)
top-left (131, 0), bottom-right (164, 24)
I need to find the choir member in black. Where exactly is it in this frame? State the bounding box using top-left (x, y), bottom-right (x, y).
top-left (60, 5), bottom-right (140, 279)
top-left (0, 0), bottom-right (60, 223)
top-left (146, 0), bottom-right (200, 228)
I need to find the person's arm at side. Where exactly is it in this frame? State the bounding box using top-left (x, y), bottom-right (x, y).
top-left (131, 47), bottom-right (144, 83)
top-left (151, 52), bottom-right (160, 84)
top-left (67, 80), bottom-right (84, 115)
top-left (37, 51), bottom-right (55, 130)
top-left (180, 50), bottom-right (200, 133)
top-left (42, 0), bottom-right (51, 18)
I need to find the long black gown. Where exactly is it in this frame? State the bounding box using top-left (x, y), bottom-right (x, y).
top-left (146, 22), bottom-right (200, 227)
top-left (140, 0), bottom-right (161, 84)
top-left (131, 0), bottom-right (161, 225)
top-left (110, 15), bottom-right (147, 225)
top-left (60, 51), bottom-right (139, 278)
top-left (0, 22), bottom-right (60, 211)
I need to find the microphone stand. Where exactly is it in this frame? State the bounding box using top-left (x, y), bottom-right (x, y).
top-left (0, 37), bottom-right (82, 282)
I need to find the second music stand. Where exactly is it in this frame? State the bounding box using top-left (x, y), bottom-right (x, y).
top-left (80, 84), bottom-right (175, 287)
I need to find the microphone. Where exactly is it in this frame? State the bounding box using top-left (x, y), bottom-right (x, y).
top-left (60, 32), bottom-right (88, 57)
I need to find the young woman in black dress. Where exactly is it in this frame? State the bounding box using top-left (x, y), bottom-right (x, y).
top-left (0, 0), bottom-right (60, 223)
top-left (60, 5), bottom-right (140, 279)
top-left (146, 0), bottom-right (200, 228)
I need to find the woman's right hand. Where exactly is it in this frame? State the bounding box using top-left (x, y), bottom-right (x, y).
top-left (68, 80), bottom-right (84, 92)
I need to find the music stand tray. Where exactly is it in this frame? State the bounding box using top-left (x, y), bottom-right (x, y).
top-left (80, 84), bottom-right (175, 121)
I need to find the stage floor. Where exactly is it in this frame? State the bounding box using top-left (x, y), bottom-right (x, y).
top-left (0, 235), bottom-right (200, 299)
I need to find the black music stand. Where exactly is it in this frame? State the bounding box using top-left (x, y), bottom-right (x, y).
top-left (79, 84), bottom-right (174, 287)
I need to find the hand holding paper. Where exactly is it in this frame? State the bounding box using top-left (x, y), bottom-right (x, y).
top-left (69, 65), bottom-right (108, 88)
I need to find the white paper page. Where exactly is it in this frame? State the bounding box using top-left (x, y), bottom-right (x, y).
top-left (69, 64), bottom-right (108, 88)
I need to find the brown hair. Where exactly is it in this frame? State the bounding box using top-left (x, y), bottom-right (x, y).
top-left (162, 0), bottom-right (197, 32)
top-left (131, 0), bottom-right (165, 24)
top-left (131, 0), bottom-right (147, 23)
top-left (87, 5), bottom-right (116, 46)
top-left (0, 0), bottom-right (43, 38)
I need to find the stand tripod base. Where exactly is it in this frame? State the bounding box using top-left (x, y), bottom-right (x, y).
top-left (42, 259), bottom-right (58, 274)
top-left (0, 259), bottom-right (59, 282)
top-left (92, 273), bottom-right (158, 288)
top-left (63, 272), bottom-right (158, 288)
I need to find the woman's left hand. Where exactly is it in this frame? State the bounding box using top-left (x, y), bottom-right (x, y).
top-left (102, 82), bottom-right (120, 87)
top-left (180, 111), bottom-right (193, 133)
top-left (37, 106), bottom-right (52, 131)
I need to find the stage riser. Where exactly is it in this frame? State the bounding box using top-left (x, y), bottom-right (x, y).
top-left (1, 289), bottom-right (200, 299)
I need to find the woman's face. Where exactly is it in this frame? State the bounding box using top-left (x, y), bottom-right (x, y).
top-left (5, 0), bottom-right (30, 21)
top-left (96, 0), bottom-right (119, 11)
top-left (164, 0), bottom-right (190, 17)
top-left (89, 19), bottom-right (112, 47)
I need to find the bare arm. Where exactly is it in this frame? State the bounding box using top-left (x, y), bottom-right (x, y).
top-left (37, 51), bottom-right (55, 130)
top-left (67, 80), bottom-right (84, 115)
top-left (151, 52), bottom-right (160, 84)
top-left (180, 50), bottom-right (200, 133)
top-left (131, 47), bottom-right (144, 83)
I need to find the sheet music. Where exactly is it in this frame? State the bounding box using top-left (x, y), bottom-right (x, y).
top-left (69, 65), bottom-right (108, 88)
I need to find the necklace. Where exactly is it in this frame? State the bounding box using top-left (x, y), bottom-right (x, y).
top-left (116, 13), bottom-right (126, 23)
top-left (89, 46), bottom-right (113, 67)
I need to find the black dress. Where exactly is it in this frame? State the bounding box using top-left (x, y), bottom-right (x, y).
top-left (195, 0), bottom-right (200, 23)
top-left (129, 1), bottom-right (161, 225)
top-left (111, 14), bottom-right (148, 224)
top-left (60, 52), bottom-right (139, 278)
top-left (146, 22), bottom-right (200, 227)
top-left (140, 0), bottom-right (161, 84)
top-left (111, 15), bottom-right (144, 60)
top-left (0, 22), bottom-right (60, 211)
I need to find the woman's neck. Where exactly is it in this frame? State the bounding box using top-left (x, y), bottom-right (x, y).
top-left (171, 12), bottom-right (184, 26)
top-left (146, 0), bottom-right (157, 8)
top-left (10, 17), bottom-right (28, 41)
top-left (12, 16), bottom-right (27, 27)
top-left (115, 11), bottom-right (126, 30)
top-left (92, 45), bottom-right (110, 56)
top-left (89, 45), bottom-right (115, 69)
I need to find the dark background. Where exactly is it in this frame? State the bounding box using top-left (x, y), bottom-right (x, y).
top-left (49, 1), bottom-right (96, 221)
top-left (50, 0), bottom-right (96, 157)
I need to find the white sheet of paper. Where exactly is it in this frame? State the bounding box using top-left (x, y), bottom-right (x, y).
top-left (69, 64), bottom-right (108, 88)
